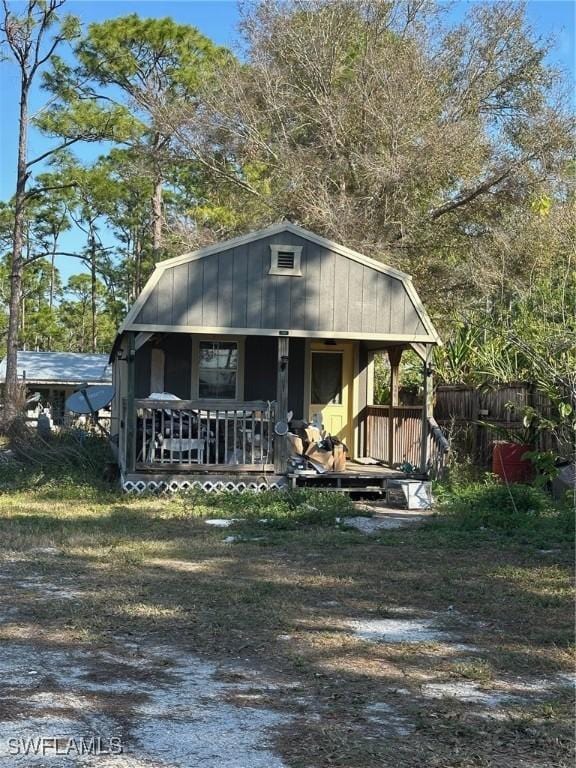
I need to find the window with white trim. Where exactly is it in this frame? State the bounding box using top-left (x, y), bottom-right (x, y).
top-left (198, 340), bottom-right (239, 399)
top-left (269, 244), bottom-right (303, 276)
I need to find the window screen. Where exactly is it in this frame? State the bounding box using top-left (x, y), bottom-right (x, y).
top-left (311, 352), bottom-right (342, 405)
top-left (198, 341), bottom-right (238, 399)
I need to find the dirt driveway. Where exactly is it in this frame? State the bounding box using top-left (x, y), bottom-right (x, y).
top-left (0, 491), bottom-right (573, 767)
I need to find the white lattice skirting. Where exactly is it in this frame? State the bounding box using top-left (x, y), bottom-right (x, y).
top-left (121, 477), bottom-right (287, 494)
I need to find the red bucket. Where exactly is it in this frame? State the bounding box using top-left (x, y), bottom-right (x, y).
top-left (492, 441), bottom-right (533, 483)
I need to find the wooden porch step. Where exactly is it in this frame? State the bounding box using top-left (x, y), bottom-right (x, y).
top-left (287, 464), bottom-right (428, 497)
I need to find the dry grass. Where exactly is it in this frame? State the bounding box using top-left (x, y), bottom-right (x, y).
top-left (0, 482), bottom-right (573, 767)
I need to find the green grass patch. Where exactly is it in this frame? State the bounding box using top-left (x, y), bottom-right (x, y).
top-left (434, 477), bottom-right (574, 543)
top-left (184, 487), bottom-right (353, 528)
top-left (1, 427), bottom-right (354, 529)
top-left (447, 659), bottom-right (494, 682)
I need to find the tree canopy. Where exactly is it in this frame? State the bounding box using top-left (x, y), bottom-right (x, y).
top-left (0, 0), bottom-right (573, 429)
top-left (160, 0), bottom-right (573, 311)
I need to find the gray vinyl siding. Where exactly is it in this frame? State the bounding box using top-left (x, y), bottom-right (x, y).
top-left (187, 261), bottom-right (203, 326)
top-left (134, 334), bottom-right (306, 416)
top-left (162, 335), bottom-right (192, 398)
top-left (171, 263), bottom-right (189, 325)
top-left (287, 338), bottom-right (305, 417)
top-left (134, 232), bottom-right (428, 337)
top-left (134, 344), bottom-right (151, 399)
top-left (243, 336), bottom-right (305, 417)
top-left (135, 335), bottom-right (193, 399)
top-left (244, 336), bottom-right (276, 402)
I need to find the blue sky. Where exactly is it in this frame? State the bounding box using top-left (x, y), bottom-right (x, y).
top-left (0, 0), bottom-right (574, 283)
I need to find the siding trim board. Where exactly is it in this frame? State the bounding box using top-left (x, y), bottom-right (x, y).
top-left (118, 223), bottom-right (441, 345)
top-left (125, 324), bottom-right (437, 343)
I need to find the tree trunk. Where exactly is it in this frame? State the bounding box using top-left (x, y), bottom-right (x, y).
top-left (3, 79), bottom-right (30, 424)
top-left (151, 174), bottom-right (163, 260)
top-left (46, 247), bottom-right (57, 349)
top-left (21, 298), bottom-right (25, 346)
top-left (81, 301), bottom-right (87, 352)
top-left (90, 232), bottom-right (97, 353)
top-left (133, 229), bottom-right (142, 297)
top-left (49, 251), bottom-right (55, 310)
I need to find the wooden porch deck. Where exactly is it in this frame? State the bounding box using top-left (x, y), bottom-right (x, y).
top-left (118, 398), bottom-right (447, 494)
top-left (287, 461), bottom-right (426, 494)
top-left (121, 460), bottom-right (424, 495)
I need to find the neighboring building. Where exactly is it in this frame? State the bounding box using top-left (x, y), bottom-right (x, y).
top-left (110, 222), bottom-right (443, 493)
top-left (0, 352), bottom-right (112, 425)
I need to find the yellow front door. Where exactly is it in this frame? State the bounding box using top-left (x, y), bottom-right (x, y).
top-left (308, 342), bottom-right (354, 453)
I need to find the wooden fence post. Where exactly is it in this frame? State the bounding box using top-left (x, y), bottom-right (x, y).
top-left (472, 388), bottom-right (481, 464)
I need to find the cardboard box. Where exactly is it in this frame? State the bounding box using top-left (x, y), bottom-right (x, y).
top-left (307, 457), bottom-right (334, 474)
top-left (305, 445), bottom-right (334, 472)
top-left (333, 444), bottom-right (346, 472)
top-left (287, 433), bottom-right (304, 456)
top-left (304, 426), bottom-right (322, 445)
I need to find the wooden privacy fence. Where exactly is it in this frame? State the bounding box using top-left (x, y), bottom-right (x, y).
top-left (433, 383), bottom-right (554, 422)
top-left (434, 383), bottom-right (557, 466)
top-left (363, 405), bottom-right (449, 475)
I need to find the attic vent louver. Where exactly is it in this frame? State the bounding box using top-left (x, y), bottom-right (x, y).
top-left (269, 244), bottom-right (303, 276)
top-left (277, 250), bottom-right (295, 269)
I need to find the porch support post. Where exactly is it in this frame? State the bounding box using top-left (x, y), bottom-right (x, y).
top-left (274, 336), bottom-right (290, 474)
top-left (356, 346), bottom-right (374, 459)
top-left (420, 345), bottom-right (433, 472)
top-left (125, 331), bottom-right (136, 474)
top-left (387, 347), bottom-right (402, 466)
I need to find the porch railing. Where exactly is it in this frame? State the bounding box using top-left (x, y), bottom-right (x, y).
top-left (427, 416), bottom-right (450, 478)
top-left (363, 405), bottom-right (449, 475)
top-left (364, 405), bottom-right (423, 466)
top-left (123, 399), bottom-right (275, 472)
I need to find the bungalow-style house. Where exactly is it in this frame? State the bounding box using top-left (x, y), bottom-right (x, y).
top-left (0, 351), bottom-right (112, 425)
top-left (110, 223), bottom-right (445, 493)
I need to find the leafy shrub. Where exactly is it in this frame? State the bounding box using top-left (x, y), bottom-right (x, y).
top-left (0, 461), bottom-right (31, 490)
top-left (441, 456), bottom-right (486, 487)
top-left (437, 478), bottom-right (573, 540)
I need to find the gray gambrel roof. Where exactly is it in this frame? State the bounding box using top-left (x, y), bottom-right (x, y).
top-left (117, 222), bottom-right (441, 345)
top-left (0, 352), bottom-right (112, 385)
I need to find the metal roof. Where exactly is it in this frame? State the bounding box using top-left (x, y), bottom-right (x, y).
top-left (0, 352), bottom-right (112, 385)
